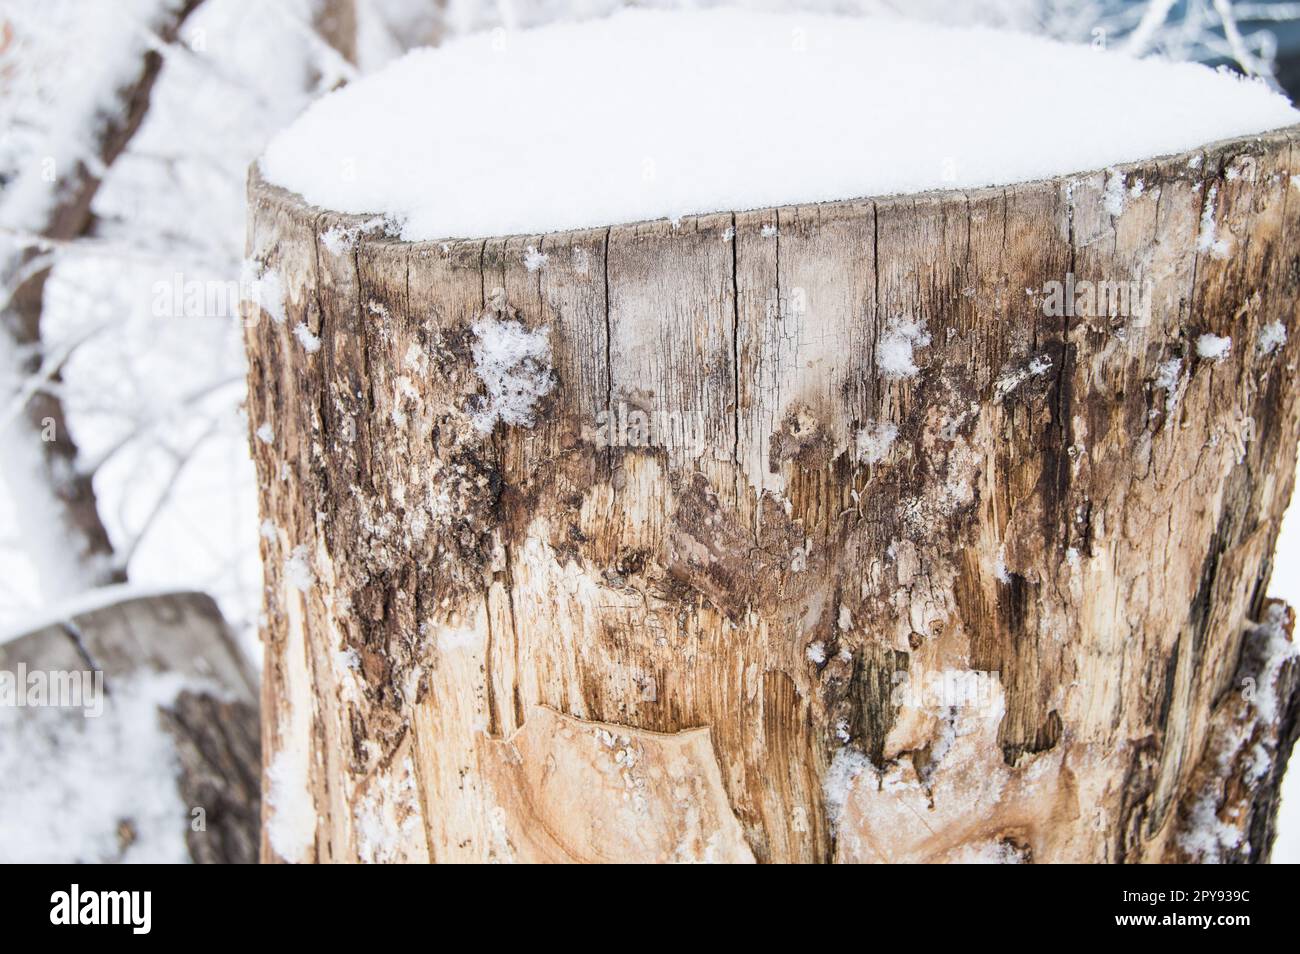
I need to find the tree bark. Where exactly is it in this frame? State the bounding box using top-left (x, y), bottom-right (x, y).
top-left (245, 125), bottom-right (1300, 864)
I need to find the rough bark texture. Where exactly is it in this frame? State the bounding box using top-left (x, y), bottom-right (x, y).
top-left (246, 125), bottom-right (1300, 864)
top-left (0, 591), bottom-right (260, 863)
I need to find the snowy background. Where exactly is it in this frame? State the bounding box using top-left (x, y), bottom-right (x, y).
top-left (1, 0), bottom-right (1298, 863)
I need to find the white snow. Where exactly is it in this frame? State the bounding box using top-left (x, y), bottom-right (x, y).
top-left (1197, 184), bottom-right (1232, 259)
top-left (1181, 602), bottom-right (1298, 861)
top-left (320, 226), bottom-right (351, 256)
top-left (320, 216), bottom-right (397, 256)
top-left (523, 246), bottom-right (548, 272)
top-left (353, 755), bottom-right (421, 864)
top-left (0, 0), bottom-right (181, 234)
top-left (1179, 787), bottom-right (1244, 862)
top-left (0, 344), bottom-right (117, 602)
top-left (1196, 333), bottom-right (1232, 361)
top-left (255, 422), bottom-right (275, 445)
top-left (823, 746), bottom-right (874, 832)
top-left (293, 322), bottom-right (322, 353)
top-left (284, 544), bottom-right (314, 592)
top-left (1154, 356), bottom-right (1185, 415)
top-left (0, 670), bottom-right (198, 863)
top-left (855, 420), bottom-right (898, 465)
top-left (1258, 320), bottom-right (1287, 356)
top-left (0, 582), bottom-right (188, 648)
top-left (1154, 357), bottom-right (1183, 391)
top-left (1250, 603), bottom-right (1299, 725)
top-left (878, 317), bottom-right (931, 380)
top-left (1102, 170), bottom-right (1126, 217)
top-left (1027, 355), bottom-right (1053, 377)
top-left (469, 314), bottom-right (555, 432)
top-left (260, 9), bottom-right (1299, 241)
top-left (265, 740), bottom-right (316, 863)
top-left (993, 547), bottom-right (1011, 584)
top-left (240, 259), bottom-right (287, 326)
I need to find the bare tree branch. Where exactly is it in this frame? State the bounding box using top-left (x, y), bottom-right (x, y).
top-left (0, 0), bottom-right (208, 594)
top-left (1124, 0), bottom-right (1180, 56)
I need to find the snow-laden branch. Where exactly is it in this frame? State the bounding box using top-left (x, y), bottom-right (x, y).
top-left (0, 319), bottom-right (113, 434)
top-left (113, 417), bottom-right (220, 572)
top-left (0, 0), bottom-right (208, 598)
top-left (267, 1), bottom-right (360, 91)
top-left (1124, 0), bottom-right (1183, 56)
top-left (1213, 0), bottom-right (1275, 82)
top-left (77, 374), bottom-right (243, 478)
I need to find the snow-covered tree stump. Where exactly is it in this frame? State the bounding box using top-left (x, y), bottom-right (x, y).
top-left (245, 125), bottom-right (1300, 864)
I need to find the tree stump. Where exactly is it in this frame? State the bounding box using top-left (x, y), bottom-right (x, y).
top-left (245, 125), bottom-right (1300, 864)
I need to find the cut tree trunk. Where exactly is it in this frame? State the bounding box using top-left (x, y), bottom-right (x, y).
top-left (245, 125), bottom-right (1300, 864)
